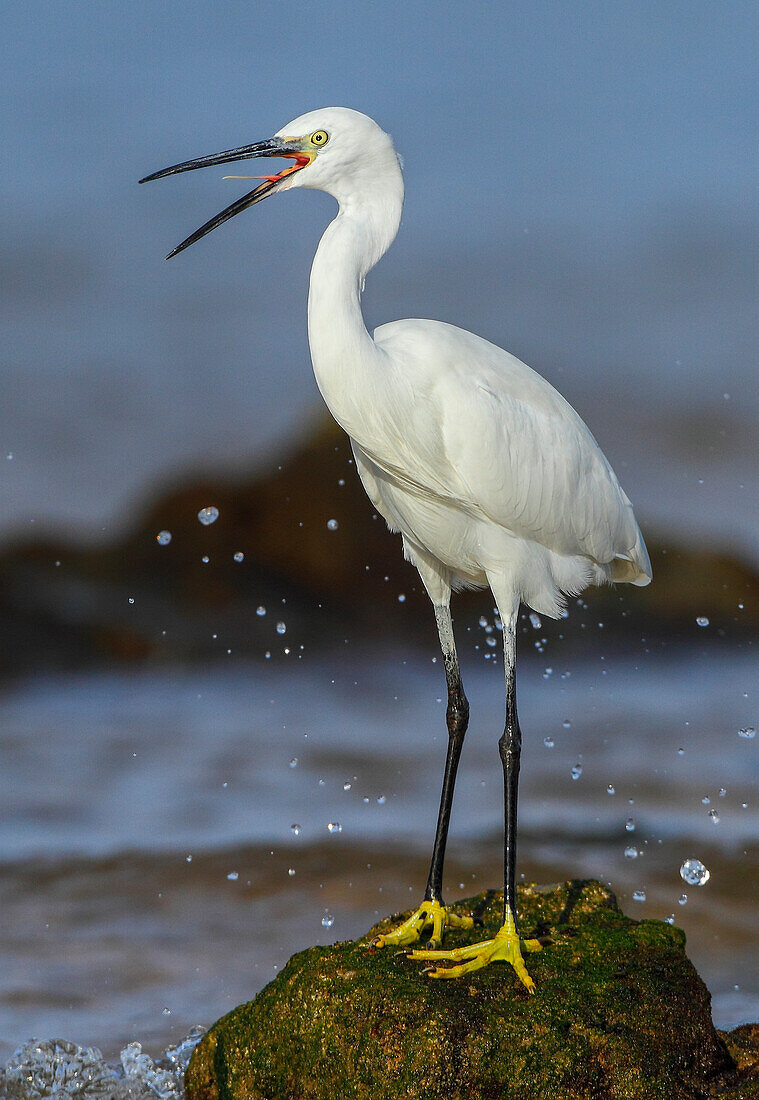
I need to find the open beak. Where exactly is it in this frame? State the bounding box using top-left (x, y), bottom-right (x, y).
top-left (139, 137), bottom-right (310, 258)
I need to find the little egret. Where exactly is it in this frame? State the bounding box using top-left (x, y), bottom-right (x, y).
top-left (141, 107), bottom-right (651, 989)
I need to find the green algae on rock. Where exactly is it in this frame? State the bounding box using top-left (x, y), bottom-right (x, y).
top-left (185, 880), bottom-right (736, 1100)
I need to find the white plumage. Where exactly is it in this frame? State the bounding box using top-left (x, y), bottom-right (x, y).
top-left (293, 108), bottom-right (650, 621)
top-left (143, 105), bottom-right (652, 985)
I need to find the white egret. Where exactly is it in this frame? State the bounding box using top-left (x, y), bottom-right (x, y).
top-left (141, 107), bottom-right (651, 990)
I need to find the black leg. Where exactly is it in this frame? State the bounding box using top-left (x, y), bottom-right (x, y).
top-left (424, 605), bottom-right (469, 904)
top-left (498, 612), bottom-right (521, 931)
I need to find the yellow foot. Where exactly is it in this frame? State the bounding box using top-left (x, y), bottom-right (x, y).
top-left (370, 898), bottom-right (474, 950)
top-left (408, 909), bottom-right (542, 991)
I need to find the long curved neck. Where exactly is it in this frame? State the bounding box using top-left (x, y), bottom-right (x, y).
top-left (307, 180), bottom-right (403, 441)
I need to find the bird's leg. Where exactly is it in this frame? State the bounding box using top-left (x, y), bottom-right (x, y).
top-left (409, 607), bottom-right (542, 988)
top-left (500, 610), bottom-right (521, 932)
top-left (425, 604), bottom-right (469, 907)
top-left (371, 603), bottom-right (474, 950)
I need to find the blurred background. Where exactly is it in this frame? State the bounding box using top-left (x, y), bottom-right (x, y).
top-left (1, 0), bottom-right (757, 1066)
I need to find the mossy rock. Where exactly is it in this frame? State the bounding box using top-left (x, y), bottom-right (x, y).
top-left (185, 880), bottom-right (734, 1100)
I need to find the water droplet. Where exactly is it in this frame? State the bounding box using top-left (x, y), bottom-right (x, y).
top-left (256, 606), bottom-right (266, 616)
top-left (678, 893), bottom-right (688, 905)
top-left (486, 636), bottom-right (497, 647)
top-left (708, 808), bottom-right (720, 824)
top-left (288, 868), bottom-right (295, 877)
top-left (719, 788), bottom-right (727, 797)
top-left (632, 889), bottom-right (646, 902)
top-left (679, 858), bottom-right (710, 886)
top-left (543, 736), bottom-right (555, 748)
top-left (343, 780), bottom-right (352, 790)
top-left (376, 794), bottom-right (386, 804)
top-left (197, 506), bottom-right (219, 526)
top-left (201, 555), bottom-right (210, 563)
top-left (696, 616), bottom-right (709, 627)
top-left (128, 597), bottom-right (135, 604)
top-left (289, 757), bottom-right (298, 768)
top-left (529, 612), bottom-right (542, 629)
top-left (397, 593), bottom-right (406, 603)
top-left (156, 530), bottom-right (172, 546)
top-left (624, 846), bottom-right (639, 859)
top-left (5, 453), bottom-right (12, 460)
top-left (186, 854), bottom-right (193, 862)
top-left (162, 1006), bottom-right (171, 1016)
top-left (327, 822), bottom-right (342, 834)
top-left (562, 719), bottom-right (572, 729)
top-left (226, 871), bottom-right (238, 881)
top-left (233, 551), bottom-right (244, 562)
top-left (276, 621), bottom-right (286, 635)
top-left (738, 726), bottom-right (755, 739)
top-left (625, 818), bottom-right (635, 832)
top-left (326, 519), bottom-right (339, 531)
top-left (321, 911), bottom-right (335, 928)
top-left (570, 762), bottom-right (583, 781)
top-left (607, 784), bottom-right (615, 795)
top-left (702, 796), bottom-right (710, 805)
top-left (677, 747), bottom-right (685, 756)
top-left (290, 824), bottom-right (301, 837)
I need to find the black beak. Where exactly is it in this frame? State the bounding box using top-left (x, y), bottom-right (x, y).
top-left (139, 137), bottom-right (301, 258)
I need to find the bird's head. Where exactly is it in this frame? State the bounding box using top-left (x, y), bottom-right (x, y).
top-left (140, 107), bottom-right (402, 259)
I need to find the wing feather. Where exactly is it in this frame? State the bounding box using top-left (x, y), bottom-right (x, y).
top-left (371, 318), bottom-right (649, 576)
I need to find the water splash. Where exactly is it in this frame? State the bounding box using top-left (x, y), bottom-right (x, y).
top-left (680, 858), bottom-right (710, 886)
top-left (1, 1028), bottom-right (206, 1100)
top-left (197, 507), bottom-right (219, 526)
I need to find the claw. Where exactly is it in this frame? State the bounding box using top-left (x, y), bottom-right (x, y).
top-left (369, 899), bottom-right (473, 951)
top-left (409, 908), bottom-right (542, 990)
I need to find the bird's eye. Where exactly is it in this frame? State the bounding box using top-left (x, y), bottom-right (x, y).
top-left (310, 130), bottom-right (329, 146)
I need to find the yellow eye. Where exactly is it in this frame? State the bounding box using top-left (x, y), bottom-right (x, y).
top-left (310, 130), bottom-right (329, 147)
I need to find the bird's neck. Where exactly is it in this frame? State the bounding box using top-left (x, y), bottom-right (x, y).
top-left (307, 184), bottom-right (403, 440)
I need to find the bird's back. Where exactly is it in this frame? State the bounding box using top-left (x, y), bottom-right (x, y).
top-left (366, 318), bottom-right (651, 594)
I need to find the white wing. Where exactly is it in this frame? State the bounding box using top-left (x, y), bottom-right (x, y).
top-left (370, 318), bottom-right (651, 581)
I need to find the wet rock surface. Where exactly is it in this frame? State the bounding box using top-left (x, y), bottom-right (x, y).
top-left (184, 880), bottom-right (752, 1100)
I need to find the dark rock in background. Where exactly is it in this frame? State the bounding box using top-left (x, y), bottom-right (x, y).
top-left (1, 418), bottom-right (756, 678)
